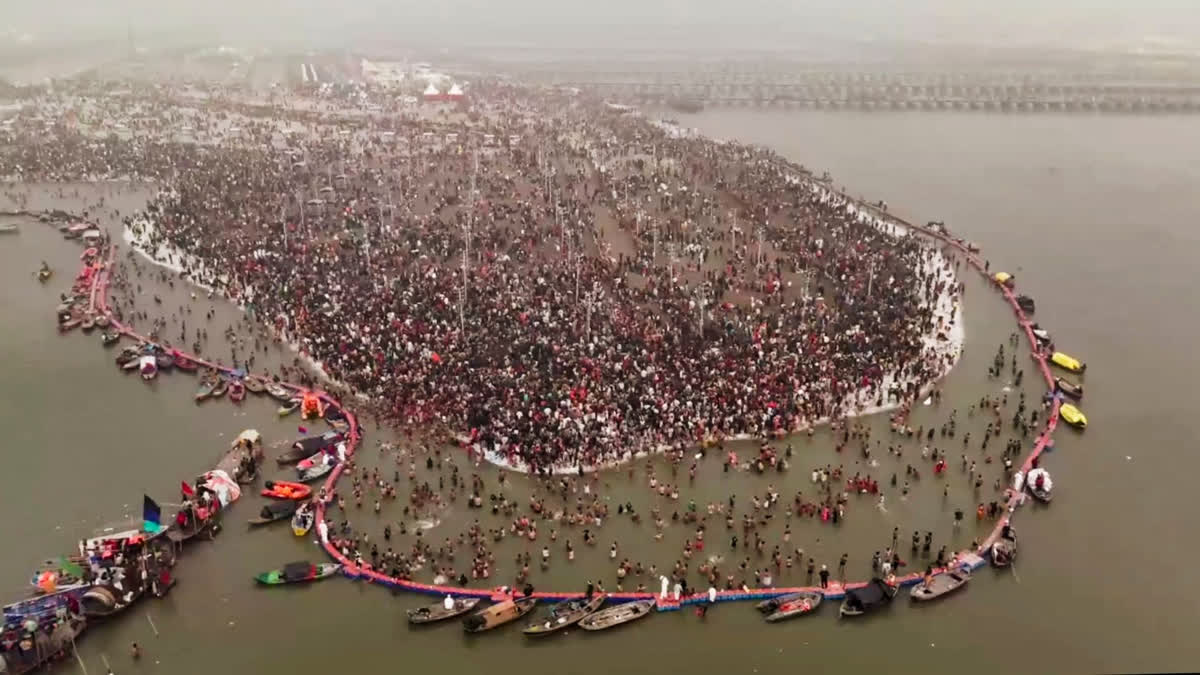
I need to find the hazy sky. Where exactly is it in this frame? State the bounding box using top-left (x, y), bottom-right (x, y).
top-left (6, 0), bottom-right (1200, 51)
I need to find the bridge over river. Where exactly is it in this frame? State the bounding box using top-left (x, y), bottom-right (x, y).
top-left (516, 64), bottom-right (1200, 113)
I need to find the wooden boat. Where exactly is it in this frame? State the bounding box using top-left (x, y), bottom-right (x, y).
top-left (81, 584), bottom-right (143, 618)
top-left (0, 615), bottom-right (84, 673)
top-left (265, 382), bottom-right (294, 402)
top-left (210, 379), bottom-right (229, 398)
top-left (408, 597), bottom-right (483, 624)
top-left (100, 331), bottom-right (121, 347)
top-left (277, 399), bottom-right (301, 417)
top-left (991, 528), bottom-right (1017, 567)
top-left (59, 318), bottom-right (81, 332)
top-left (115, 346), bottom-right (140, 366)
top-left (80, 317), bottom-right (96, 333)
top-left (229, 380), bottom-right (246, 403)
top-left (95, 315), bottom-right (110, 329)
top-left (1055, 377), bottom-right (1083, 400)
top-left (289, 431), bottom-right (344, 457)
top-left (291, 507), bottom-right (314, 536)
top-left (297, 451), bottom-right (328, 471)
top-left (261, 480), bottom-right (311, 501)
top-left (121, 357), bottom-right (142, 372)
top-left (255, 561), bottom-right (341, 586)
top-left (174, 354), bottom-right (199, 372)
top-left (522, 594), bottom-right (606, 636)
top-left (156, 353), bottom-right (175, 370)
top-left (764, 591), bottom-right (823, 622)
top-left (195, 380), bottom-right (217, 401)
top-left (237, 461), bottom-right (259, 485)
top-left (0, 223), bottom-right (19, 234)
top-left (756, 591), bottom-right (807, 614)
top-left (1016, 294), bottom-right (1036, 313)
top-left (297, 461), bottom-right (334, 483)
top-left (463, 596), bottom-right (537, 633)
top-left (244, 377), bottom-right (266, 394)
top-left (839, 578), bottom-right (898, 618)
top-left (910, 570), bottom-right (970, 602)
top-left (38, 267), bottom-right (54, 283)
top-left (248, 501), bottom-right (299, 525)
top-left (578, 599), bottom-right (655, 631)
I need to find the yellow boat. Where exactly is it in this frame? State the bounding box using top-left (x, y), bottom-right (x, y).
top-left (1050, 351), bottom-right (1086, 373)
top-left (1060, 403), bottom-right (1088, 429)
top-left (993, 272), bottom-right (1013, 287)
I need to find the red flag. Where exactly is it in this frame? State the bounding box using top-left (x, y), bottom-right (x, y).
top-left (181, 481), bottom-right (195, 498)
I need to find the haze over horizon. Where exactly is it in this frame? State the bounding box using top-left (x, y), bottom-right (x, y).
top-left (4, 0), bottom-right (1200, 54)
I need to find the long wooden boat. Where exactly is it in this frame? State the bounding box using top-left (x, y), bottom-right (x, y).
top-left (578, 599), bottom-right (655, 631)
top-left (194, 380), bottom-right (217, 401)
top-left (265, 382), bottom-right (294, 402)
top-left (910, 570), bottom-right (970, 602)
top-left (115, 347), bottom-right (140, 366)
top-left (100, 331), bottom-right (121, 347)
top-left (248, 501), bottom-right (297, 525)
top-left (174, 354), bottom-right (199, 372)
top-left (255, 562), bottom-right (341, 586)
top-left (244, 377), bottom-right (266, 394)
top-left (839, 579), bottom-right (898, 618)
top-left (991, 527), bottom-right (1017, 567)
top-left (463, 596), bottom-right (537, 633)
top-left (210, 379), bottom-right (229, 398)
top-left (522, 594), bottom-right (606, 636)
top-left (764, 591), bottom-right (823, 622)
top-left (408, 597), bottom-right (483, 624)
top-left (1054, 377), bottom-right (1083, 400)
top-left (756, 591), bottom-right (806, 614)
top-left (297, 461), bottom-right (334, 483)
top-left (229, 380), bottom-right (246, 403)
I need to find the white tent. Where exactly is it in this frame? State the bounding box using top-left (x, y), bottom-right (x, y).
top-left (422, 83), bottom-right (441, 98)
top-left (447, 83), bottom-right (464, 98)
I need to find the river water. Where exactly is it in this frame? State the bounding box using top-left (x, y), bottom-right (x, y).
top-left (2, 110), bottom-right (1198, 675)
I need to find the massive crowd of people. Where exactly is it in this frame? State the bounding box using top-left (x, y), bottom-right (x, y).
top-left (1, 77), bottom-right (962, 475)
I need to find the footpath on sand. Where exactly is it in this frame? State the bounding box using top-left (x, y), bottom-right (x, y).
top-left (80, 206), bottom-right (1061, 611)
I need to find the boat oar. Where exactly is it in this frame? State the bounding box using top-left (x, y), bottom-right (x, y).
top-left (101, 654), bottom-right (112, 674)
top-left (1009, 560), bottom-right (1021, 584)
top-left (146, 612), bottom-right (160, 636)
top-left (71, 631), bottom-right (89, 675)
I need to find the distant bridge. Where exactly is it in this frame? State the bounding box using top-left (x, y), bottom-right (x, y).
top-left (517, 66), bottom-right (1200, 112)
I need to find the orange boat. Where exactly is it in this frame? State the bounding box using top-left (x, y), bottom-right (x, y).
top-left (262, 480), bottom-right (312, 501)
top-left (300, 392), bottom-right (324, 420)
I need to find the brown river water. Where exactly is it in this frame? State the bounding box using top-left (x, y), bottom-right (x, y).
top-left (2, 110), bottom-right (1198, 674)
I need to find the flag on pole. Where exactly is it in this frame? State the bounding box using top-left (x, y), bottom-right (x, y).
top-left (143, 494), bottom-right (163, 533)
top-left (181, 480), bottom-right (195, 499)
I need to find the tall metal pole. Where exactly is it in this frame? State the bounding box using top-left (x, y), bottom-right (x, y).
top-left (653, 218), bottom-right (659, 265)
